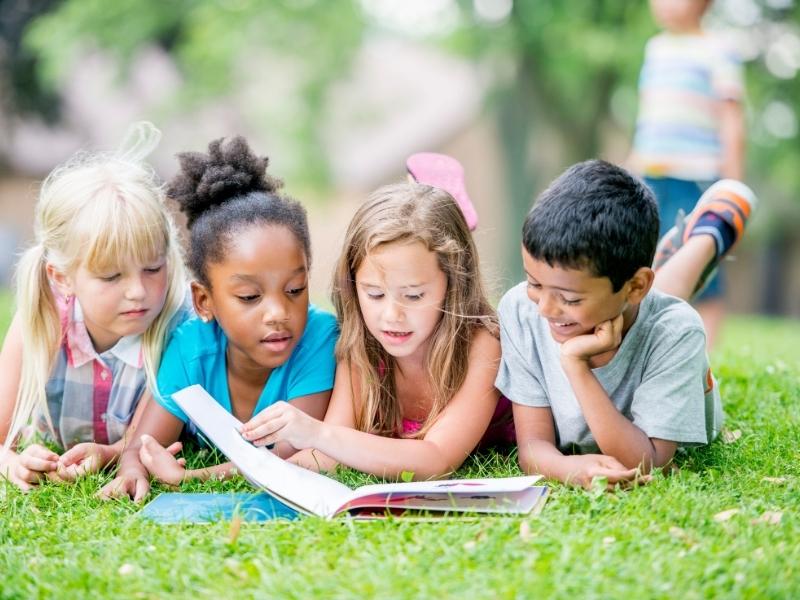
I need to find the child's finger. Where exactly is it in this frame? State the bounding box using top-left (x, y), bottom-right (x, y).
top-left (165, 441), bottom-right (183, 456)
top-left (12, 476), bottom-right (33, 492)
top-left (14, 464), bottom-right (43, 485)
top-left (60, 444), bottom-right (92, 467)
top-left (241, 402), bottom-right (287, 432)
top-left (133, 478), bottom-right (149, 503)
top-left (601, 468), bottom-right (639, 484)
top-left (24, 445), bottom-right (60, 462)
top-left (139, 444), bottom-right (153, 467)
top-left (18, 454), bottom-right (58, 474)
top-left (177, 458), bottom-right (186, 467)
top-left (244, 418), bottom-right (283, 443)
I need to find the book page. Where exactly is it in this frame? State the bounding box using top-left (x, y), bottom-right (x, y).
top-left (172, 385), bottom-right (352, 517)
top-left (336, 476), bottom-right (544, 515)
top-left (338, 486), bottom-right (548, 515)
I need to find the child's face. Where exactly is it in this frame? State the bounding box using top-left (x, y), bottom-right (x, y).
top-left (650, 0), bottom-right (708, 32)
top-left (355, 241), bottom-right (447, 363)
top-left (196, 224), bottom-right (309, 372)
top-left (62, 255), bottom-right (169, 353)
top-left (522, 248), bottom-right (631, 344)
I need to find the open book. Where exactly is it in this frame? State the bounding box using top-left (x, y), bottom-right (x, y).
top-left (171, 385), bottom-right (548, 519)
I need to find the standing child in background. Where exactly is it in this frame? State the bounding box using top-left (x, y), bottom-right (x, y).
top-left (101, 136), bottom-right (338, 501)
top-left (239, 178), bottom-right (513, 480)
top-left (499, 160), bottom-right (756, 489)
top-left (0, 123), bottom-right (188, 491)
top-left (629, 0), bottom-right (746, 348)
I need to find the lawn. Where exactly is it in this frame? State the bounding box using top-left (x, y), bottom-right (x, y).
top-left (1, 291), bottom-right (798, 599)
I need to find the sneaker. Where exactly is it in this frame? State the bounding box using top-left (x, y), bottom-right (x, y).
top-left (406, 152), bottom-right (478, 231)
top-left (653, 179), bottom-right (758, 295)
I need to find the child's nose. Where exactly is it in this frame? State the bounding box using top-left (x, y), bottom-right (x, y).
top-left (262, 296), bottom-right (289, 324)
top-left (383, 297), bottom-right (404, 323)
top-left (125, 275), bottom-right (147, 300)
top-left (538, 292), bottom-right (559, 319)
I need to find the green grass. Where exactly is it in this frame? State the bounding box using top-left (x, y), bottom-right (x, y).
top-left (1, 291), bottom-right (799, 598)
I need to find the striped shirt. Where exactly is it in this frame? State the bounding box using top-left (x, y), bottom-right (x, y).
top-left (631, 32), bottom-right (744, 182)
top-left (35, 294), bottom-right (147, 449)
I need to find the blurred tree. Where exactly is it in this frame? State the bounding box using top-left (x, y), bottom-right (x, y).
top-left (450, 0), bottom-right (800, 284)
top-left (449, 1), bottom-right (655, 279)
top-left (18, 0), bottom-right (365, 185)
top-left (0, 0), bottom-right (62, 128)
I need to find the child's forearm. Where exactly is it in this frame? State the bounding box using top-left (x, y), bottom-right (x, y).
top-left (562, 360), bottom-right (657, 469)
top-left (102, 439), bottom-right (128, 467)
top-left (311, 423), bottom-right (456, 480)
top-left (288, 448), bottom-right (338, 473)
top-left (518, 438), bottom-right (573, 480)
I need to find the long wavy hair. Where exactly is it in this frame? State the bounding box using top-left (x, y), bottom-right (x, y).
top-left (332, 182), bottom-right (497, 439)
top-left (5, 122), bottom-right (187, 448)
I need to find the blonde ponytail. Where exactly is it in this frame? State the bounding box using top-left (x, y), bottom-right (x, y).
top-left (5, 243), bottom-right (60, 447)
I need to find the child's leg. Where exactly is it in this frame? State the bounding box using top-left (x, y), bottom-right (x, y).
top-left (406, 152), bottom-right (479, 231)
top-left (653, 179), bottom-right (758, 302)
top-left (654, 235), bottom-right (716, 300)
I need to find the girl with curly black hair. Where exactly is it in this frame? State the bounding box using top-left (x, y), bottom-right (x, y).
top-left (102, 136), bottom-right (337, 501)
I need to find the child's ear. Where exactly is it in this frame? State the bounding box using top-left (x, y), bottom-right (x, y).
top-left (46, 263), bottom-right (73, 298)
top-left (625, 267), bottom-right (655, 304)
top-left (191, 281), bottom-right (215, 323)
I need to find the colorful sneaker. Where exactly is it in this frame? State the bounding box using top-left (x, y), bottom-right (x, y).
top-left (653, 179), bottom-right (758, 296)
top-left (406, 152), bottom-right (478, 231)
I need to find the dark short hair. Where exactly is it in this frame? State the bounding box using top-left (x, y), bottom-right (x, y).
top-left (168, 136), bottom-right (311, 287)
top-left (522, 159), bottom-right (659, 292)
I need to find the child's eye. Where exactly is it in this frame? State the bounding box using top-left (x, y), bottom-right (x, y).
top-left (144, 265), bottom-right (163, 274)
top-left (237, 295), bottom-right (260, 303)
top-left (562, 298), bottom-right (582, 306)
top-left (287, 286), bottom-right (307, 297)
top-left (405, 293), bottom-right (424, 302)
top-left (526, 281), bottom-right (541, 289)
top-left (367, 292), bottom-right (384, 300)
top-left (99, 273), bottom-right (121, 282)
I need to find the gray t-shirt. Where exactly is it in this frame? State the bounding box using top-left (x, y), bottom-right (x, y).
top-left (496, 283), bottom-right (723, 454)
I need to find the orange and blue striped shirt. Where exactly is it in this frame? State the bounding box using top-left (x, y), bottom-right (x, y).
top-left (631, 32), bottom-right (744, 182)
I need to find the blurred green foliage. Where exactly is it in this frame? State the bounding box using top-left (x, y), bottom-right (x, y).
top-left (8, 0), bottom-right (800, 215)
top-left (20, 0), bottom-right (365, 186)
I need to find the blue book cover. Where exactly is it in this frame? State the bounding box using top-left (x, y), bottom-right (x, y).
top-left (140, 492), bottom-right (299, 523)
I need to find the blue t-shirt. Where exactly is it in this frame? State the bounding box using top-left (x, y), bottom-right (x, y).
top-left (155, 305), bottom-right (338, 427)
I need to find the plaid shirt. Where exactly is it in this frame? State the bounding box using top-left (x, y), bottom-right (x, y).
top-left (36, 294), bottom-right (146, 449)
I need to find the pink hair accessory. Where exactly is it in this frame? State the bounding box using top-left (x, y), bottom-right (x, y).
top-left (406, 152), bottom-right (478, 231)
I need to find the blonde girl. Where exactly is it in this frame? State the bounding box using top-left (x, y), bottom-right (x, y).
top-left (0, 123), bottom-right (187, 490)
top-left (240, 182), bottom-right (513, 479)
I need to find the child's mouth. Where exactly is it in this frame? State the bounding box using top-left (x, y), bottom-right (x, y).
top-left (382, 330), bottom-right (413, 345)
top-left (260, 332), bottom-right (292, 352)
top-left (549, 321), bottom-right (578, 333)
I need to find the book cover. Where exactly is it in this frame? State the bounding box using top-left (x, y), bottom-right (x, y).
top-left (141, 492), bottom-right (299, 523)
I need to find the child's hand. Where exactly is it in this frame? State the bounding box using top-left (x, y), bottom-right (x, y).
top-left (563, 453), bottom-right (647, 490)
top-left (56, 443), bottom-right (115, 481)
top-left (138, 434), bottom-right (186, 487)
top-left (560, 314), bottom-right (624, 365)
top-left (241, 401), bottom-right (321, 450)
top-left (98, 464), bottom-right (150, 502)
top-left (1, 444), bottom-right (60, 491)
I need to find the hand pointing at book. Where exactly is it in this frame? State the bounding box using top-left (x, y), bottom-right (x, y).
top-left (241, 401), bottom-right (322, 450)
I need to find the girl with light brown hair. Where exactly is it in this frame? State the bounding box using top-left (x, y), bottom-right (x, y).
top-left (241, 179), bottom-right (513, 479)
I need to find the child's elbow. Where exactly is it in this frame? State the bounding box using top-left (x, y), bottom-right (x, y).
top-left (518, 450), bottom-right (540, 476)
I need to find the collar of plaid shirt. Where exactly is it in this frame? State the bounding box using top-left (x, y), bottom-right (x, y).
top-left (60, 294), bottom-right (143, 369)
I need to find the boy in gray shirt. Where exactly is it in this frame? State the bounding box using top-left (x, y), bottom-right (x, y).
top-left (496, 160), bottom-right (757, 488)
